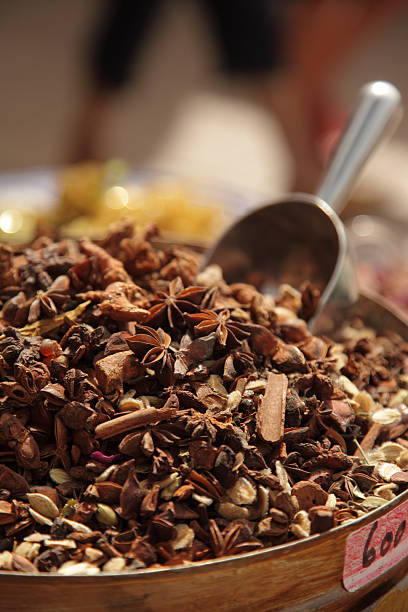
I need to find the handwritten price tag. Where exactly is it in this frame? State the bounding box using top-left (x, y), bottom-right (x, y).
top-left (343, 499), bottom-right (408, 592)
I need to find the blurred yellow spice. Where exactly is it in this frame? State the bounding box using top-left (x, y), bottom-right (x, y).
top-left (57, 162), bottom-right (225, 244)
top-left (0, 209), bottom-right (36, 243)
top-left (57, 159), bottom-right (128, 223)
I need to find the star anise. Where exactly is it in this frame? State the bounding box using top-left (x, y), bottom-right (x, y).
top-left (27, 275), bottom-right (70, 323)
top-left (208, 520), bottom-right (261, 557)
top-left (126, 325), bottom-right (174, 385)
top-left (176, 409), bottom-right (230, 442)
top-left (14, 360), bottom-right (50, 395)
top-left (208, 519), bottom-right (228, 557)
top-left (49, 416), bottom-right (71, 471)
top-left (145, 277), bottom-right (207, 328)
top-left (185, 309), bottom-right (250, 349)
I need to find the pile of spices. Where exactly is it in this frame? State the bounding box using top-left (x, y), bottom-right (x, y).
top-left (1, 221), bottom-right (408, 574)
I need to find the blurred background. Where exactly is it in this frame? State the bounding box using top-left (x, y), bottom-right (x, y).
top-left (1, 0), bottom-right (408, 305)
top-left (0, 0), bottom-right (407, 193)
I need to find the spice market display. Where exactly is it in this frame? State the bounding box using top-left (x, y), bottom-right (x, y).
top-left (1, 221), bottom-right (408, 575)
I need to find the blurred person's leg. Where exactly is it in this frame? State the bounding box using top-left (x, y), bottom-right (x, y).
top-left (71, 0), bottom-right (163, 162)
top-left (73, 0), bottom-right (283, 165)
top-left (202, 0), bottom-right (283, 79)
top-left (256, 0), bottom-right (404, 192)
top-left (72, 0), bottom-right (403, 191)
top-left (204, 0), bottom-right (403, 192)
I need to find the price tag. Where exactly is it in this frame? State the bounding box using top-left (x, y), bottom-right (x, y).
top-left (343, 499), bottom-right (408, 592)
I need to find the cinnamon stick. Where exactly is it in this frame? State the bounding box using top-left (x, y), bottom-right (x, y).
top-left (95, 394), bottom-right (178, 440)
top-left (256, 372), bottom-right (288, 444)
top-left (355, 423), bottom-right (382, 456)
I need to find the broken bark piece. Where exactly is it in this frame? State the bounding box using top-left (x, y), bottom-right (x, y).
top-left (298, 336), bottom-right (328, 361)
top-left (256, 372), bottom-right (288, 444)
top-left (389, 423), bottom-right (408, 440)
top-left (95, 394), bottom-right (179, 439)
top-left (272, 344), bottom-right (306, 373)
top-left (94, 481), bottom-right (122, 504)
top-left (80, 240), bottom-right (131, 286)
top-left (120, 469), bottom-right (145, 519)
top-left (292, 481), bottom-right (328, 511)
top-left (324, 399), bottom-right (355, 432)
top-left (99, 281), bottom-right (149, 322)
top-left (40, 382), bottom-right (67, 405)
top-left (309, 506), bottom-right (336, 534)
top-left (396, 437), bottom-right (408, 449)
top-left (390, 471), bottom-right (408, 485)
top-left (0, 500), bottom-right (16, 525)
top-left (247, 324), bottom-right (278, 356)
top-left (58, 402), bottom-right (94, 430)
top-left (0, 464), bottom-right (29, 497)
top-left (95, 350), bottom-right (142, 396)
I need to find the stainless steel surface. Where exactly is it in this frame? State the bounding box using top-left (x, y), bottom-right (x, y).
top-left (353, 291), bottom-right (408, 340)
top-left (317, 81), bottom-right (402, 213)
top-left (206, 82), bottom-right (402, 332)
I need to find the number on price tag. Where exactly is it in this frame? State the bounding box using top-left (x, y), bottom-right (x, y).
top-left (343, 499), bottom-right (408, 592)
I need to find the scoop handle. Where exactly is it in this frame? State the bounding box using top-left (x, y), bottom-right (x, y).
top-left (316, 81), bottom-right (402, 213)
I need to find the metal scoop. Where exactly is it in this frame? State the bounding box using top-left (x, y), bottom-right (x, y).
top-left (206, 81), bottom-right (402, 333)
